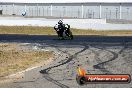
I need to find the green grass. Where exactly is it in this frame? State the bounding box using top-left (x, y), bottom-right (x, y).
top-left (0, 26), bottom-right (132, 35)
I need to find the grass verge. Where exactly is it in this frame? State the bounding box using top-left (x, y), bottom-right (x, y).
top-left (0, 26), bottom-right (132, 35)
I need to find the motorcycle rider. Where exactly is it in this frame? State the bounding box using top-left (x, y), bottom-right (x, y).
top-left (54, 20), bottom-right (73, 39)
top-left (57, 20), bottom-right (65, 39)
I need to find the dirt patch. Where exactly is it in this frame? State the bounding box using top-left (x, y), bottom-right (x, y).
top-left (0, 43), bottom-right (54, 78)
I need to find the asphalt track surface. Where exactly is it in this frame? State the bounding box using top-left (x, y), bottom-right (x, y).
top-left (0, 34), bottom-right (132, 88)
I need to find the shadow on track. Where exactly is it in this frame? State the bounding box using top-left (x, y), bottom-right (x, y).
top-left (0, 34), bottom-right (132, 44)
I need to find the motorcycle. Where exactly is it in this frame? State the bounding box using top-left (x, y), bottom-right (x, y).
top-left (54, 24), bottom-right (73, 40)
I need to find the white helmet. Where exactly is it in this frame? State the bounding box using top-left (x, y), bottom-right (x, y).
top-left (58, 20), bottom-right (63, 24)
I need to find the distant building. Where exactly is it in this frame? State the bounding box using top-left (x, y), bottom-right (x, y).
top-left (0, 0), bottom-right (132, 19)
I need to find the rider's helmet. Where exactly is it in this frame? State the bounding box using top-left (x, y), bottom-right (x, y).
top-left (58, 20), bottom-right (63, 25)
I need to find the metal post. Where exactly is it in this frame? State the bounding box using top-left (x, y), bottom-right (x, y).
top-left (28, 8), bottom-right (30, 16)
top-left (24, 4), bottom-right (26, 16)
top-left (13, 3), bottom-right (14, 15)
top-left (37, 4), bottom-right (38, 16)
top-left (116, 8), bottom-right (118, 19)
top-left (5, 5), bottom-right (7, 15)
top-left (32, 8), bottom-right (33, 16)
top-left (47, 7), bottom-right (48, 16)
top-left (88, 9), bottom-right (89, 18)
top-left (110, 10), bottom-right (111, 19)
top-left (63, 7), bottom-right (66, 17)
top-left (119, 3), bottom-right (122, 19)
top-left (50, 4), bottom-right (52, 16)
top-left (106, 8), bottom-right (108, 19)
top-left (78, 9), bottom-right (80, 18)
top-left (99, 3), bottom-right (102, 19)
top-left (127, 8), bottom-right (129, 20)
top-left (43, 7), bottom-right (44, 16)
top-left (93, 11), bottom-right (94, 19)
top-left (81, 4), bottom-right (84, 18)
top-left (25, 4), bottom-right (26, 12)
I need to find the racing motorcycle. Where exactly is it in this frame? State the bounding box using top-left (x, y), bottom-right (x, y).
top-left (54, 24), bottom-right (73, 40)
